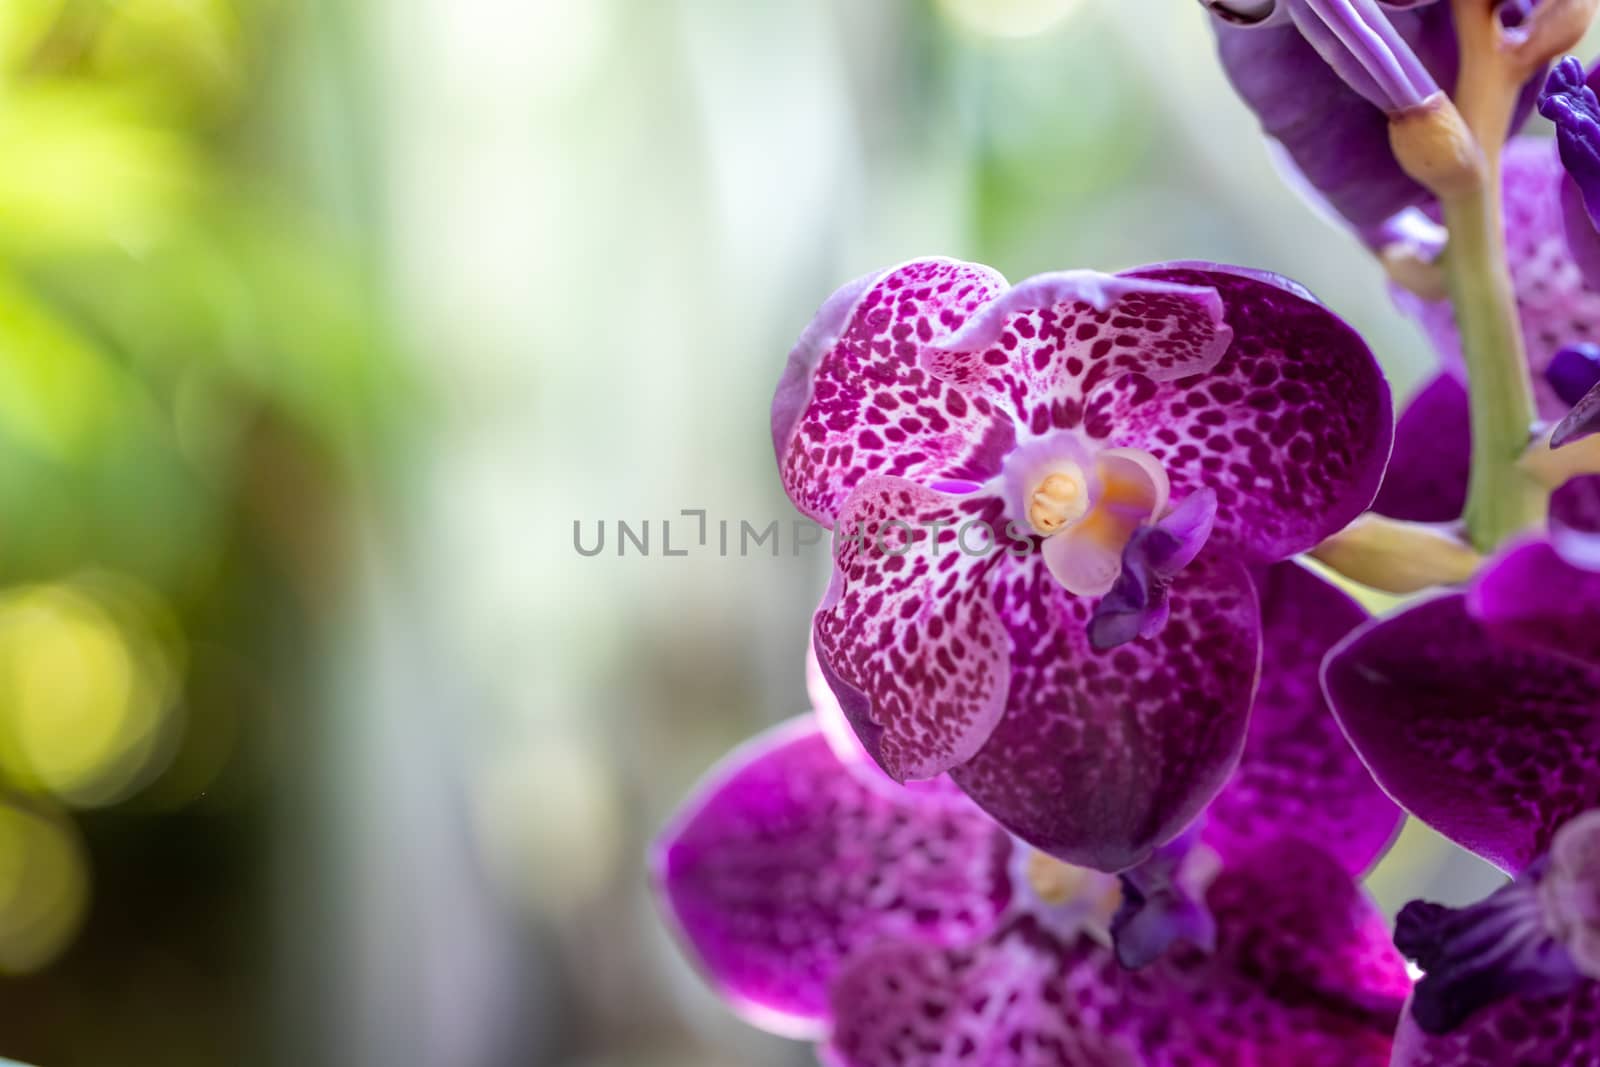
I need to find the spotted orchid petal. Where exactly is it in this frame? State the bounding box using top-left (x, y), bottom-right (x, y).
top-left (805, 641), bottom-right (962, 801)
top-left (823, 839), bottom-right (1408, 1067)
top-left (1397, 137), bottom-right (1600, 422)
top-left (1325, 590), bottom-right (1600, 874)
top-left (773, 260), bottom-right (1014, 526)
top-left (1469, 539), bottom-right (1600, 669)
top-left (1391, 984), bottom-right (1600, 1067)
top-left (812, 480), bottom-right (1012, 782)
top-left (949, 551), bottom-right (1261, 873)
top-left (650, 719), bottom-right (1011, 1038)
top-left (1206, 561), bottom-right (1404, 876)
top-left (774, 260), bottom-right (1233, 528)
top-left (1108, 263), bottom-right (1394, 562)
top-left (1373, 372), bottom-right (1471, 523)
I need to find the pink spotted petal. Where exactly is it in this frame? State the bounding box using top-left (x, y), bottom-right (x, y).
top-left (813, 479), bottom-right (1012, 781)
top-left (1469, 539), bottom-right (1600, 671)
top-left (806, 641), bottom-right (962, 800)
top-left (1325, 592), bottom-right (1600, 874)
top-left (823, 839), bottom-right (1406, 1067)
top-left (1391, 984), bottom-right (1600, 1067)
top-left (949, 551), bottom-right (1262, 873)
top-left (774, 259), bottom-right (1015, 525)
top-left (1205, 562), bottom-right (1403, 876)
top-left (650, 719), bottom-right (1011, 1039)
top-left (1107, 262), bottom-right (1394, 562)
top-left (1395, 138), bottom-right (1600, 421)
top-left (926, 271), bottom-right (1234, 438)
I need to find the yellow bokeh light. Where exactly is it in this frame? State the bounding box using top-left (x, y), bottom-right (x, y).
top-left (0, 799), bottom-right (88, 975)
top-left (0, 579), bottom-right (180, 807)
top-left (935, 0), bottom-right (1084, 38)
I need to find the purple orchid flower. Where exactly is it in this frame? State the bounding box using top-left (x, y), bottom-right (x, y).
top-left (1199, 0), bottom-right (1545, 237)
top-left (654, 564), bottom-right (1408, 1066)
top-left (772, 258), bottom-right (1392, 870)
top-left (1324, 536), bottom-right (1600, 1063)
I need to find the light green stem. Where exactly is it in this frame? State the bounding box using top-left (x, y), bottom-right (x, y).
top-left (1439, 183), bottom-right (1544, 551)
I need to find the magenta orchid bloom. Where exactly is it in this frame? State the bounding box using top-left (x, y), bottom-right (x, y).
top-left (654, 564), bottom-right (1407, 1067)
top-left (772, 258), bottom-right (1391, 871)
top-left (1325, 535), bottom-right (1600, 1064)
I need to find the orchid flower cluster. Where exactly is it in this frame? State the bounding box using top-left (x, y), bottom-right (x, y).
top-left (652, 2), bottom-right (1600, 1064)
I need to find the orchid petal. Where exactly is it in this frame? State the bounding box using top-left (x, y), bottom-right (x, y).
top-left (1206, 562), bottom-right (1403, 875)
top-left (950, 552), bottom-right (1261, 872)
top-left (813, 479), bottom-right (1012, 781)
top-left (1373, 372), bottom-right (1471, 523)
top-left (1469, 539), bottom-right (1600, 669)
top-left (1391, 984), bottom-right (1600, 1067)
top-left (1106, 263), bottom-right (1394, 562)
top-left (650, 720), bottom-right (1011, 1038)
top-left (824, 839), bottom-right (1407, 1067)
top-left (929, 270), bottom-right (1234, 438)
top-left (774, 259), bottom-right (1014, 526)
top-left (806, 642), bottom-right (963, 800)
top-left (1325, 592), bottom-right (1600, 873)
top-left (1208, 4), bottom-right (1457, 227)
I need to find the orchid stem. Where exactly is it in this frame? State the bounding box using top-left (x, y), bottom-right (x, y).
top-left (1438, 180), bottom-right (1545, 551)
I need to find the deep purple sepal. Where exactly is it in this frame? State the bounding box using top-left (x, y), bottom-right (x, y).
top-left (1396, 862), bottom-right (1585, 1035)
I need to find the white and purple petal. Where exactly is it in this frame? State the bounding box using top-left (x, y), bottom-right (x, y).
top-left (650, 719), bottom-right (1011, 1038)
top-left (1325, 591), bottom-right (1600, 873)
top-left (949, 551), bottom-right (1262, 873)
top-left (774, 259), bottom-right (1015, 526)
top-left (1106, 262), bottom-right (1394, 562)
top-left (1205, 561), bottom-right (1403, 875)
top-left (927, 270), bottom-right (1234, 438)
top-left (813, 479), bottom-right (1013, 781)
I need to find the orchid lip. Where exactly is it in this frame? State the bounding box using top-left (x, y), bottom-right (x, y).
top-left (1395, 810), bottom-right (1600, 1036)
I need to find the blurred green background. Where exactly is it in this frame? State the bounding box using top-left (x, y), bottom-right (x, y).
top-left (0, 0), bottom-right (1575, 1064)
